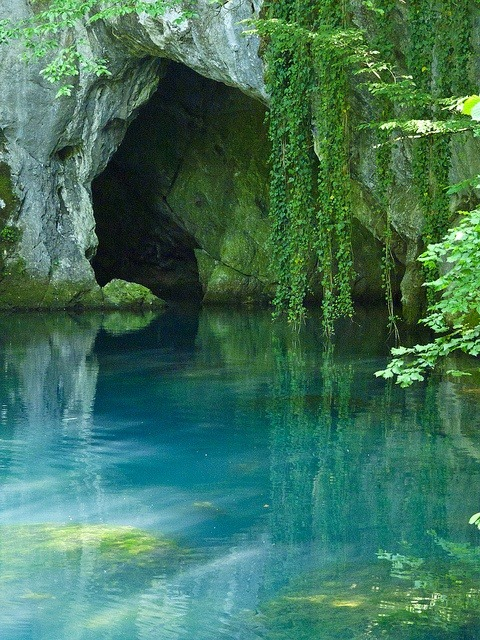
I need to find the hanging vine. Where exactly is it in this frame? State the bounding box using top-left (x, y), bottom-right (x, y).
top-left (366, 0), bottom-right (399, 338)
top-left (311, 2), bottom-right (354, 337)
top-left (251, 0), bottom-right (475, 334)
top-left (253, 0), bottom-right (356, 334)
top-left (405, 0), bottom-right (473, 299)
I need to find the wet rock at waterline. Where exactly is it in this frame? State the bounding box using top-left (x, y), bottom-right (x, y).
top-left (102, 279), bottom-right (166, 309)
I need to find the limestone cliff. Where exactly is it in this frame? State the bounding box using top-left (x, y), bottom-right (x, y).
top-left (0, 0), bottom-right (477, 314)
top-left (0, 0), bottom-right (266, 308)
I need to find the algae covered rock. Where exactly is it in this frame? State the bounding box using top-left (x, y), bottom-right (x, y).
top-left (102, 279), bottom-right (166, 309)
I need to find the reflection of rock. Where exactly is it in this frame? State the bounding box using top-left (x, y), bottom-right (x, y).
top-left (102, 309), bottom-right (160, 335)
top-left (0, 313), bottom-right (102, 523)
top-left (0, 312), bottom-right (101, 427)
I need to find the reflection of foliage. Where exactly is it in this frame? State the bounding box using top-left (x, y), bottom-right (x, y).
top-left (268, 328), bottom-right (354, 546)
top-left (432, 532), bottom-right (480, 567)
top-left (377, 550), bottom-right (424, 580)
top-left (258, 549), bottom-right (480, 639)
top-left (268, 331), bottom-right (315, 545)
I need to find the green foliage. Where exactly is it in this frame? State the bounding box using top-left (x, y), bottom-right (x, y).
top-left (249, 2), bottom-right (357, 333)
top-left (251, 0), bottom-right (475, 336)
top-left (256, 16), bottom-right (316, 327)
top-left (359, 0), bottom-right (474, 317)
top-left (469, 512), bottom-right (480, 529)
top-left (376, 207), bottom-right (480, 386)
top-left (0, 0), bottom-right (191, 93)
top-left (0, 225), bottom-right (21, 244)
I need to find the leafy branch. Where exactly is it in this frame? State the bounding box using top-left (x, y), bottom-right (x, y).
top-left (376, 206), bottom-right (480, 387)
top-left (0, 0), bottom-right (190, 95)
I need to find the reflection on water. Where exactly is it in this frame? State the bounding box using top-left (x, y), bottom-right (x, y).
top-left (0, 308), bottom-right (479, 639)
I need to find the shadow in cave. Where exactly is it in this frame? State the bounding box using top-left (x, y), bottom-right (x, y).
top-left (91, 62), bottom-right (221, 304)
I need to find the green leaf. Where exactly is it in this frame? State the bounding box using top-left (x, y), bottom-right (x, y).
top-left (446, 176), bottom-right (480, 194)
top-left (446, 370), bottom-right (472, 378)
top-left (461, 95), bottom-right (480, 116)
top-left (471, 102), bottom-right (480, 121)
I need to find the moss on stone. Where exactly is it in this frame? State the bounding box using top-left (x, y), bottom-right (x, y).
top-left (201, 262), bottom-right (272, 305)
top-left (0, 162), bottom-right (21, 279)
top-left (166, 78), bottom-right (274, 300)
top-left (0, 261), bottom-right (105, 310)
top-left (102, 279), bottom-right (166, 309)
top-left (0, 523), bottom-right (187, 579)
top-left (0, 162), bottom-right (18, 224)
top-left (42, 524), bottom-right (161, 556)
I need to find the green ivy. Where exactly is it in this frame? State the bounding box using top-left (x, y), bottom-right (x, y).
top-left (406, 1), bottom-right (472, 301)
top-left (254, 0), bottom-right (475, 335)
top-left (0, 225), bottom-right (21, 244)
top-left (367, 0), bottom-right (398, 337)
top-left (252, 1), bottom-right (357, 333)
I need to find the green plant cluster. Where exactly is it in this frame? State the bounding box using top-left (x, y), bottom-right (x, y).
top-left (361, 0), bottom-right (474, 317)
top-left (375, 206), bottom-right (480, 386)
top-left (365, 0), bottom-right (398, 336)
top-left (0, 0), bottom-right (193, 96)
top-left (253, 0), bottom-right (475, 335)
top-left (251, 1), bottom-right (357, 334)
top-left (407, 1), bottom-right (472, 298)
top-left (0, 225), bottom-right (21, 244)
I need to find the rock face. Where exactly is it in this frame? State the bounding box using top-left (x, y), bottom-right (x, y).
top-left (0, 0), bottom-right (475, 314)
top-left (0, 0), bottom-right (266, 309)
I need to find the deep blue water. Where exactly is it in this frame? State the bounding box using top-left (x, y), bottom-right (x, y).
top-left (0, 307), bottom-right (480, 639)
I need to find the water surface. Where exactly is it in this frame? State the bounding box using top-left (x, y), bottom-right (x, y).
top-left (0, 308), bottom-right (479, 639)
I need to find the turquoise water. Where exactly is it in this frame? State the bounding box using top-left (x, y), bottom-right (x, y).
top-left (0, 308), bottom-right (480, 639)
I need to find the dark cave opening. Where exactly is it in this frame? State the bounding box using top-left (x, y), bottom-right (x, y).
top-left (91, 62), bottom-right (217, 303)
top-left (90, 60), bottom-right (404, 309)
top-left (90, 58), bottom-right (275, 306)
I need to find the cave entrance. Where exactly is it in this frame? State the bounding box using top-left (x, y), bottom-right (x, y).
top-left (91, 59), bottom-right (270, 305)
top-left (91, 63), bottom-right (211, 303)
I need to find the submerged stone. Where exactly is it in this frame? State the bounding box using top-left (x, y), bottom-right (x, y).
top-left (257, 554), bottom-right (480, 640)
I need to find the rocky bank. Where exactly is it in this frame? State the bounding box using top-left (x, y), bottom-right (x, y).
top-left (0, 0), bottom-right (478, 316)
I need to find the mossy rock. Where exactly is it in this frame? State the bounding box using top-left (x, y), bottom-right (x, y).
top-left (102, 279), bottom-right (166, 309)
top-left (0, 523), bottom-right (187, 577)
top-left (0, 262), bottom-right (103, 309)
top-left (0, 162), bottom-right (21, 276)
top-left (0, 162), bottom-right (19, 225)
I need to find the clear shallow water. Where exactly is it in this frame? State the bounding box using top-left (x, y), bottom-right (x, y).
top-left (0, 307), bottom-right (480, 639)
